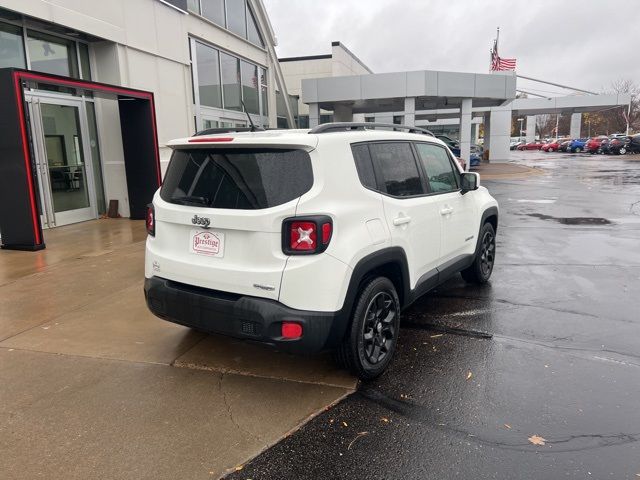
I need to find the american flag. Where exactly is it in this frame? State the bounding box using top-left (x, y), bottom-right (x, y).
top-left (490, 36), bottom-right (516, 71)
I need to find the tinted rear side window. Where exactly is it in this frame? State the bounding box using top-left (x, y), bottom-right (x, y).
top-left (351, 144), bottom-right (377, 190)
top-left (161, 148), bottom-right (313, 209)
top-left (368, 142), bottom-right (424, 197)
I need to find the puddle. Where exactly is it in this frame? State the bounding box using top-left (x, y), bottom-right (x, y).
top-left (526, 213), bottom-right (612, 225)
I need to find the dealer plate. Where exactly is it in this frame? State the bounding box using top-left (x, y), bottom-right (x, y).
top-left (189, 230), bottom-right (225, 258)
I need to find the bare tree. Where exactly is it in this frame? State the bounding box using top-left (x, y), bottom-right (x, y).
top-left (585, 79), bottom-right (639, 135)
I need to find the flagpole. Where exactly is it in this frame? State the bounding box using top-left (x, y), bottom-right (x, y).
top-left (627, 102), bottom-right (631, 136)
top-left (496, 27), bottom-right (500, 53)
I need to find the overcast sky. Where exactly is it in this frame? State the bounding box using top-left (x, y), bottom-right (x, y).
top-left (263, 0), bottom-right (640, 96)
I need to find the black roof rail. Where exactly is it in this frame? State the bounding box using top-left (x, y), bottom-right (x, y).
top-left (193, 126), bottom-right (265, 136)
top-left (309, 122), bottom-right (435, 137)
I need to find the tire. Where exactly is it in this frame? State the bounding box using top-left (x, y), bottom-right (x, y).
top-left (334, 277), bottom-right (401, 381)
top-left (619, 147), bottom-right (627, 155)
top-left (575, 147), bottom-right (582, 153)
top-left (461, 222), bottom-right (496, 284)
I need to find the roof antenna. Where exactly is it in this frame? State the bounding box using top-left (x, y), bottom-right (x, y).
top-left (241, 100), bottom-right (264, 132)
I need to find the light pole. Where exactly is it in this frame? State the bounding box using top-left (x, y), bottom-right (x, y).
top-left (518, 118), bottom-right (524, 142)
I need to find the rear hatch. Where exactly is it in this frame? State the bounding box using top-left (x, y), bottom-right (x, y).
top-left (148, 137), bottom-right (316, 300)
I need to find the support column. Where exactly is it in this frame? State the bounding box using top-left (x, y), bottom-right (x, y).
top-left (525, 115), bottom-right (536, 143)
top-left (488, 106), bottom-right (512, 163)
top-left (459, 99), bottom-right (472, 169)
top-left (404, 97), bottom-right (416, 127)
top-left (570, 113), bottom-right (581, 138)
top-left (333, 104), bottom-right (353, 122)
top-left (483, 114), bottom-right (491, 153)
top-left (309, 103), bottom-right (320, 128)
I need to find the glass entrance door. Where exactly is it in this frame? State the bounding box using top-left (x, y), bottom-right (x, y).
top-left (27, 96), bottom-right (97, 228)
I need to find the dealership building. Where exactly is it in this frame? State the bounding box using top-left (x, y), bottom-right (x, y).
top-left (0, 0), bottom-right (294, 250)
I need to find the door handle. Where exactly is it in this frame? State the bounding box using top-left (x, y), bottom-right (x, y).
top-left (393, 215), bottom-right (412, 226)
top-left (440, 207), bottom-right (454, 216)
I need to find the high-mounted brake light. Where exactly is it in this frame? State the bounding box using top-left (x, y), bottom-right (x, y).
top-left (146, 204), bottom-right (155, 237)
top-left (188, 137), bottom-right (234, 143)
top-left (282, 216), bottom-right (333, 255)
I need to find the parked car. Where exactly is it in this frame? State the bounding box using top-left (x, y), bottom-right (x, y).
top-left (620, 134), bottom-right (640, 154)
top-left (517, 141), bottom-right (545, 150)
top-left (542, 138), bottom-right (569, 152)
top-left (558, 140), bottom-right (572, 152)
top-left (436, 135), bottom-right (482, 166)
top-left (567, 138), bottom-right (588, 153)
top-left (510, 140), bottom-right (525, 150)
top-left (585, 136), bottom-right (609, 154)
top-left (144, 123), bottom-right (499, 380)
top-left (605, 137), bottom-right (629, 155)
top-left (597, 138), bottom-right (609, 154)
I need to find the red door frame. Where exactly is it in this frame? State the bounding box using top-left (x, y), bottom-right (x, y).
top-left (11, 70), bottom-right (162, 248)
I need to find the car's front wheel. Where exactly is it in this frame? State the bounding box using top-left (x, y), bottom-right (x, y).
top-left (335, 277), bottom-right (400, 380)
top-left (619, 147), bottom-right (627, 155)
top-left (461, 222), bottom-right (496, 284)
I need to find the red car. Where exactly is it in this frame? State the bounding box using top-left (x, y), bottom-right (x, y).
top-left (585, 136), bottom-right (609, 154)
top-left (542, 138), bottom-right (569, 152)
top-left (517, 141), bottom-right (545, 150)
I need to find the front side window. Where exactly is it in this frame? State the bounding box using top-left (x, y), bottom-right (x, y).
top-left (160, 148), bottom-right (313, 210)
top-left (369, 143), bottom-right (424, 197)
top-left (27, 30), bottom-right (78, 78)
top-left (0, 21), bottom-right (26, 69)
top-left (415, 143), bottom-right (459, 193)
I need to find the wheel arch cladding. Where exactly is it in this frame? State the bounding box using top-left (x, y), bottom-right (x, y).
top-left (325, 247), bottom-right (411, 347)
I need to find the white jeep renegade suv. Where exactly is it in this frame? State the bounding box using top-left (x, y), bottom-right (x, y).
top-left (144, 123), bottom-right (498, 380)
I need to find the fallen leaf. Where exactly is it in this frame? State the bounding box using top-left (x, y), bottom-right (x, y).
top-left (466, 371), bottom-right (473, 381)
top-left (528, 435), bottom-right (546, 446)
top-left (430, 334), bottom-right (443, 338)
top-left (504, 424), bottom-right (512, 429)
top-left (347, 431), bottom-right (369, 450)
top-left (234, 465), bottom-right (243, 471)
top-left (381, 417), bottom-right (389, 423)
top-left (342, 421), bottom-right (348, 427)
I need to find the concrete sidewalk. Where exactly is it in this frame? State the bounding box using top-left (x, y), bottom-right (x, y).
top-left (0, 220), bottom-right (355, 480)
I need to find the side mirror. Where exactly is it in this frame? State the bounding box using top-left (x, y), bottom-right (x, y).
top-left (461, 172), bottom-right (480, 194)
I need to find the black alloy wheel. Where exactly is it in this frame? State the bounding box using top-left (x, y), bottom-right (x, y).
top-left (334, 277), bottom-right (401, 380)
top-left (461, 222), bottom-right (496, 284)
top-left (362, 292), bottom-right (396, 365)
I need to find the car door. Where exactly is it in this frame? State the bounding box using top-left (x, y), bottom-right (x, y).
top-left (366, 142), bottom-right (442, 289)
top-left (414, 142), bottom-right (478, 266)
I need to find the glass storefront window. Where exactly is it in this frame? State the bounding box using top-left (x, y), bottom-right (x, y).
top-left (201, 0), bottom-right (225, 27)
top-left (260, 67), bottom-right (268, 117)
top-left (220, 52), bottom-right (241, 111)
top-left (225, 0), bottom-right (247, 38)
top-left (78, 42), bottom-right (91, 80)
top-left (241, 60), bottom-right (258, 114)
top-left (0, 21), bottom-right (26, 68)
top-left (27, 30), bottom-right (79, 78)
top-left (196, 42), bottom-right (222, 108)
top-left (187, 0), bottom-right (200, 13)
top-left (246, 6), bottom-right (264, 47)
top-left (86, 102), bottom-right (106, 215)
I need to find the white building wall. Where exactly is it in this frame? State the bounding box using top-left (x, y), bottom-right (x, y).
top-left (0, 0), bottom-right (279, 217)
top-left (280, 58), bottom-right (332, 116)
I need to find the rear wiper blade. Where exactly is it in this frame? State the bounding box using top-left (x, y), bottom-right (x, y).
top-left (172, 195), bottom-right (210, 206)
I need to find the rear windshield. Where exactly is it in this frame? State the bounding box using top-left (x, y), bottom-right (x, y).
top-left (160, 148), bottom-right (313, 209)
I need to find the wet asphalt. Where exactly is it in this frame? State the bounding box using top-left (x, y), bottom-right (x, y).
top-left (227, 152), bottom-right (640, 480)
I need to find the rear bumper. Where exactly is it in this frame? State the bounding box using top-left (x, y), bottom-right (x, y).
top-left (144, 276), bottom-right (340, 354)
